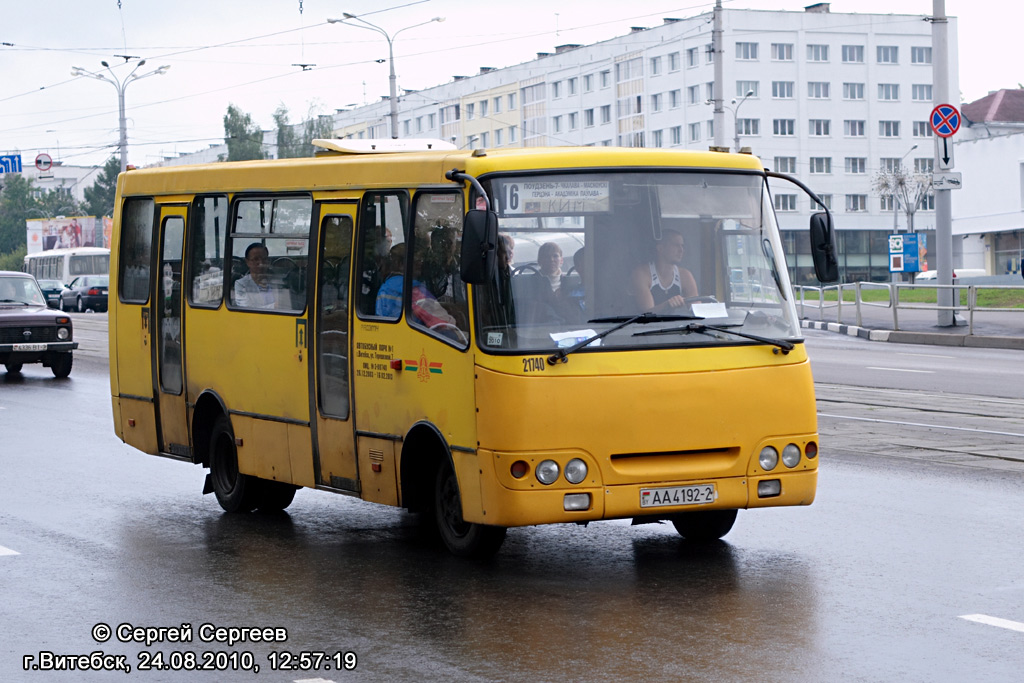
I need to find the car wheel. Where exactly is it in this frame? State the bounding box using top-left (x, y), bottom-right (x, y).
top-left (58, 297), bottom-right (65, 311)
top-left (434, 458), bottom-right (507, 557)
top-left (76, 296), bottom-right (84, 312)
top-left (5, 362), bottom-right (23, 374)
top-left (50, 352), bottom-right (73, 378)
top-left (208, 414), bottom-right (259, 513)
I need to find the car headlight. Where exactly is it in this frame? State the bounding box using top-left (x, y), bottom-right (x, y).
top-left (535, 459), bottom-right (560, 485)
top-left (564, 458), bottom-right (588, 484)
top-left (759, 446), bottom-right (779, 471)
top-left (57, 327), bottom-right (70, 340)
top-left (782, 443), bottom-right (801, 468)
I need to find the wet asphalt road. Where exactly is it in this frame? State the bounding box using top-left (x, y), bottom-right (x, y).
top-left (2, 317), bottom-right (1023, 682)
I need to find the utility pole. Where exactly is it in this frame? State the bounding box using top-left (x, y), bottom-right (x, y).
top-left (931, 0), bottom-right (955, 325)
top-left (712, 0), bottom-right (725, 149)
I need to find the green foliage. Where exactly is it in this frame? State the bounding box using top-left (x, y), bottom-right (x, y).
top-left (0, 245), bottom-right (26, 271)
top-left (223, 104), bottom-right (266, 161)
top-left (0, 173), bottom-right (35, 255)
top-left (274, 103), bottom-right (334, 158)
top-left (83, 157), bottom-right (120, 218)
top-left (273, 105), bottom-right (300, 159)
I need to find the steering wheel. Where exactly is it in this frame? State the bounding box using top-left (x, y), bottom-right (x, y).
top-left (512, 264), bottom-right (540, 277)
top-left (273, 257), bottom-right (298, 272)
top-left (429, 322), bottom-right (468, 345)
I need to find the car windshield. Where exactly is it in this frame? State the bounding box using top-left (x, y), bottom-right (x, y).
top-left (474, 170), bottom-right (799, 353)
top-left (38, 280), bottom-right (62, 289)
top-left (0, 275), bottom-right (47, 306)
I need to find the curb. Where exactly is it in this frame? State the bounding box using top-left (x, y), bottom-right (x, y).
top-left (801, 319), bottom-right (1024, 350)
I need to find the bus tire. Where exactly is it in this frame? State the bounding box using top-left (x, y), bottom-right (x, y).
top-left (50, 352), bottom-right (73, 378)
top-left (256, 480), bottom-right (298, 512)
top-left (208, 414), bottom-right (259, 513)
top-left (670, 509), bottom-right (738, 542)
top-left (434, 459), bottom-right (506, 558)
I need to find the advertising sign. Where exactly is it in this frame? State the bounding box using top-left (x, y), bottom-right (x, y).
top-left (25, 216), bottom-right (102, 254)
top-left (888, 233), bottom-right (925, 273)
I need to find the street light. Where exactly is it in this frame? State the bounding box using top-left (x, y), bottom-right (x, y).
top-left (71, 59), bottom-right (170, 173)
top-left (328, 13), bottom-right (445, 139)
top-left (728, 90), bottom-right (755, 152)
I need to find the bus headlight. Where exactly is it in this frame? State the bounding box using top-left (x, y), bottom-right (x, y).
top-left (536, 460), bottom-right (560, 485)
top-left (564, 458), bottom-right (588, 484)
top-left (57, 327), bottom-right (70, 340)
top-left (782, 444), bottom-right (801, 468)
top-left (759, 446), bottom-right (779, 471)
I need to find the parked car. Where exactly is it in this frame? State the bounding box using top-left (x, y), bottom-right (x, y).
top-left (36, 278), bottom-right (64, 308)
top-left (59, 275), bottom-right (109, 312)
top-left (0, 271), bottom-right (78, 377)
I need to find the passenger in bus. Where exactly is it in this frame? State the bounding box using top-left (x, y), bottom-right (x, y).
top-left (359, 225), bottom-right (391, 313)
top-left (376, 244), bottom-right (460, 338)
top-left (423, 225), bottom-right (464, 304)
top-left (233, 242), bottom-right (280, 310)
top-left (478, 234), bottom-right (518, 338)
top-left (630, 229), bottom-right (698, 312)
top-left (561, 246), bottom-right (587, 323)
top-left (522, 241), bottom-right (573, 324)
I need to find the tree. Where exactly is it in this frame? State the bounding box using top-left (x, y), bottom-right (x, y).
top-left (0, 173), bottom-right (35, 255)
top-left (83, 157), bottom-right (120, 218)
top-left (273, 104), bottom-right (300, 159)
top-left (872, 167), bottom-right (933, 232)
top-left (274, 103), bottom-right (335, 158)
top-left (301, 112), bottom-right (336, 157)
top-left (223, 104), bottom-right (265, 161)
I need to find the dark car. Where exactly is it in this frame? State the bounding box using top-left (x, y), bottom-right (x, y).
top-left (36, 278), bottom-right (64, 308)
top-left (0, 271), bottom-right (78, 377)
top-left (59, 274), bottom-right (109, 313)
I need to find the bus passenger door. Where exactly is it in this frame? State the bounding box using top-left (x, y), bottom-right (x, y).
top-left (312, 204), bottom-right (359, 490)
top-left (155, 205), bottom-right (190, 456)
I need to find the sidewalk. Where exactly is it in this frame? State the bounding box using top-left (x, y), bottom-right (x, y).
top-left (801, 302), bottom-right (1024, 350)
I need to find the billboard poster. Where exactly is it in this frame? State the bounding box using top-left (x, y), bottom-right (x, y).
top-left (25, 216), bottom-right (101, 254)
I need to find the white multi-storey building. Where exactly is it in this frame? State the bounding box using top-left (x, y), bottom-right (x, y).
top-left (328, 3), bottom-right (958, 283)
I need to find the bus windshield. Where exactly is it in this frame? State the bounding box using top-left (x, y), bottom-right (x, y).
top-left (476, 170), bottom-right (799, 353)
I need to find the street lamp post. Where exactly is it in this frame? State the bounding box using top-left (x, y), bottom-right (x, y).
top-left (729, 90), bottom-right (754, 152)
top-left (328, 13), bottom-right (444, 139)
top-left (71, 60), bottom-right (170, 173)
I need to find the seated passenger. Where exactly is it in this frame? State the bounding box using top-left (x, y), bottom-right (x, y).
top-left (630, 229), bottom-right (698, 312)
top-left (376, 244), bottom-right (460, 335)
top-left (522, 241), bottom-right (577, 324)
top-left (233, 242), bottom-right (282, 310)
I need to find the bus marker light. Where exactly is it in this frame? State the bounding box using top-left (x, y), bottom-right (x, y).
top-left (371, 463), bottom-right (382, 472)
top-left (564, 493), bottom-right (591, 511)
top-left (235, 438), bottom-right (243, 447)
top-left (510, 460), bottom-right (529, 479)
top-left (758, 480), bottom-right (781, 498)
top-left (127, 418), bottom-right (135, 427)
top-left (805, 442), bottom-right (818, 459)
top-left (390, 359), bottom-right (402, 371)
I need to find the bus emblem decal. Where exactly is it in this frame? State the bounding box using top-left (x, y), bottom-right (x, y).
top-left (404, 351), bottom-right (443, 382)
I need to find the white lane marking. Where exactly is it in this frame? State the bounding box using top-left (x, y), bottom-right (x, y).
top-left (895, 352), bottom-right (955, 359)
top-left (960, 614), bottom-right (1024, 633)
top-left (817, 413), bottom-right (1024, 439)
top-left (0, 545), bottom-right (20, 556)
top-left (865, 366), bottom-right (936, 374)
top-left (294, 678), bottom-right (336, 683)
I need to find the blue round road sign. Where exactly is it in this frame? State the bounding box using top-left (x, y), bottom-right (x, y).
top-left (930, 104), bottom-right (960, 138)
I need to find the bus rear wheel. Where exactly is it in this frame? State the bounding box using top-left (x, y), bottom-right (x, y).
top-left (670, 509), bottom-right (738, 542)
top-left (434, 460), bottom-right (506, 558)
top-left (208, 415), bottom-right (259, 513)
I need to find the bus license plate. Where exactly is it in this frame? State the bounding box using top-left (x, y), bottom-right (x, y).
top-left (12, 343), bottom-right (47, 352)
top-left (640, 484), bottom-right (717, 508)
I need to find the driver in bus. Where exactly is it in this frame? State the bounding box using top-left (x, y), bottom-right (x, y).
top-left (233, 242), bottom-right (280, 310)
top-left (630, 229), bottom-right (698, 312)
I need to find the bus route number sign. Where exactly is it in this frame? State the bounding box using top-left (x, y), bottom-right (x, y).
top-left (499, 180), bottom-right (610, 216)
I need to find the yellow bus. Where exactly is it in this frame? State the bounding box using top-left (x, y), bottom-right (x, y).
top-left (108, 140), bottom-right (838, 557)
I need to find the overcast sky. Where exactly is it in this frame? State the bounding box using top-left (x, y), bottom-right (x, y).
top-left (1, 1), bottom-right (1011, 169)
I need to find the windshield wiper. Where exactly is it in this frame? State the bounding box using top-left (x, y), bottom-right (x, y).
top-left (0, 299), bottom-right (30, 306)
top-left (633, 322), bottom-right (795, 354)
top-left (547, 312), bottom-right (702, 365)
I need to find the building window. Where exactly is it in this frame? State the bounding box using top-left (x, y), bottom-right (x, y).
top-left (736, 42), bottom-right (758, 60)
top-left (772, 43), bottom-right (793, 61)
top-left (568, 77), bottom-right (577, 95)
top-left (772, 81), bottom-right (794, 99)
top-left (773, 119), bottom-right (795, 136)
top-left (879, 158), bottom-right (902, 173)
top-left (913, 121), bottom-right (933, 138)
top-left (705, 43), bottom-right (714, 63)
top-left (845, 194), bottom-right (867, 212)
top-left (584, 108), bottom-right (595, 127)
top-left (481, 132), bottom-right (489, 147)
top-left (877, 46), bottom-right (899, 64)
top-left (736, 81), bottom-right (758, 98)
top-left (650, 56), bottom-right (661, 75)
top-left (686, 47), bottom-right (699, 67)
top-left (915, 158), bottom-right (934, 173)
top-left (583, 74), bottom-right (593, 92)
top-left (551, 81), bottom-right (561, 99)
top-left (878, 83), bottom-right (900, 101)
top-left (466, 103), bottom-right (475, 120)
top-left (495, 128), bottom-right (503, 146)
top-left (617, 95), bottom-right (642, 117)
top-left (817, 194), bottom-right (833, 210)
top-left (652, 129), bottom-right (664, 147)
top-left (705, 82), bottom-right (714, 100)
top-left (480, 100), bottom-right (488, 117)
top-left (736, 118), bottom-right (759, 135)
top-left (569, 112), bottom-right (578, 130)
top-left (844, 120), bottom-right (865, 137)
top-left (775, 194), bottom-right (797, 212)
top-left (670, 90), bottom-right (681, 108)
top-left (509, 125), bottom-right (517, 143)
top-left (668, 52), bottom-right (680, 71)
top-left (920, 193), bottom-right (935, 210)
top-left (416, 116), bottom-right (423, 133)
top-left (600, 105), bottom-right (611, 124)
top-left (600, 70), bottom-right (611, 88)
top-left (807, 44), bottom-right (829, 62)
top-left (842, 45), bottom-right (864, 63)
top-left (689, 122), bottom-right (701, 142)
top-left (707, 120), bottom-right (714, 138)
top-left (808, 81), bottom-right (830, 99)
top-left (912, 84), bottom-right (933, 101)
top-left (809, 157), bottom-right (832, 174)
top-left (809, 119), bottom-right (831, 136)
top-left (845, 157), bottom-right (866, 174)
top-left (552, 115), bottom-right (562, 133)
top-left (912, 46), bottom-right (932, 64)
top-left (493, 97), bottom-right (502, 114)
top-left (879, 120), bottom-right (901, 137)
top-left (774, 156), bottom-right (796, 173)
top-left (688, 85), bottom-right (700, 104)
top-left (880, 195), bottom-right (896, 212)
top-left (651, 93), bottom-right (662, 112)
top-left (671, 126), bottom-right (682, 145)
top-left (508, 93), bottom-right (517, 109)
top-left (843, 83), bottom-right (865, 100)
top-left (428, 113), bottom-right (436, 128)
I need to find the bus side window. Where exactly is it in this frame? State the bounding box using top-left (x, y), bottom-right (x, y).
top-left (317, 214), bottom-right (353, 418)
top-left (187, 195), bottom-right (228, 307)
top-left (409, 191), bottom-right (468, 346)
top-left (356, 192), bottom-right (408, 319)
top-left (120, 198), bottom-right (155, 304)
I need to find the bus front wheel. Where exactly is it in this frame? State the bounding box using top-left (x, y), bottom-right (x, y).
top-left (208, 415), bottom-right (259, 513)
top-left (256, 480), bottom-right (298, 512)
top-left (434, 460), bottom-right (506, 558)
top-left (670, 509), bottom-right (738, 542)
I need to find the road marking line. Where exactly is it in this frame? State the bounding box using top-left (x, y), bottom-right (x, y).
top-left (895, 352), bottom-right (955, 359)
top-left (817, 413), bottom-right (1024, 439)
top-left (960, 614), bottom-right (1024, 633)
top-left (0, 545), bottom-right (20, 556)
top-left (865, 366), bottom-right (936, 374)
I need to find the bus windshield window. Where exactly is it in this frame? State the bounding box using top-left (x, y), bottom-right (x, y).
top-left (476, 171), bottom-right (799, 353)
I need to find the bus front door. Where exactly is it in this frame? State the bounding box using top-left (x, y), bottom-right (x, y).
top-left (311, 204), bottom-right (359, 491)
top-left (155, 205), bottom-right (190, 456)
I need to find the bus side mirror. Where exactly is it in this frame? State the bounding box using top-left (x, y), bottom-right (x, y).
top-left (460, 209), bottom-right (498, 284)
top-left (810, 211), bottom-right (839, 283)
